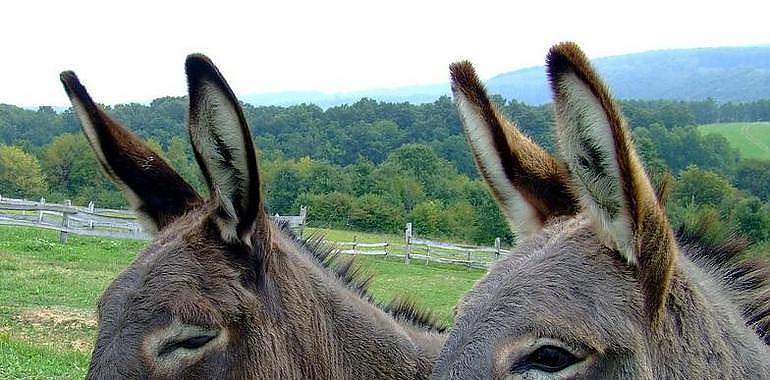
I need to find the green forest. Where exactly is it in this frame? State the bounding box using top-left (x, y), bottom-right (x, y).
top-left (0, 96), bottom-right (769, 247)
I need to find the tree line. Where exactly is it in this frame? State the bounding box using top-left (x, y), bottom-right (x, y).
top-left (0, 96), bottom-right (768, 246)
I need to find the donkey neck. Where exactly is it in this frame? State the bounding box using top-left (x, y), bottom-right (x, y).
top-left (652, 255), bottom-right (770, 378)
top-left (266, 228), bottom-right (445, 379)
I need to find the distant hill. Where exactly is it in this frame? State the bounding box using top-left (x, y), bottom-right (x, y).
top-left (241, 46), bottom-right (770, 107)
top-left (488, 46), bottom-right (770, 104)
top-left (240, 84), bottom-right (449, 108)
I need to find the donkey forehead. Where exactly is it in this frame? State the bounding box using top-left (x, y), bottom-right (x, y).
top-left (98, 231), bottom-right (248, 328)
top-left (457, 217), bottom-right (644, 344)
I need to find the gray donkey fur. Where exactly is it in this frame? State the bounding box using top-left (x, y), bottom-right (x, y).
top-left (60, 54), bottom-right (445, 379)
top-left (432, 42), bottom-right (770, 379)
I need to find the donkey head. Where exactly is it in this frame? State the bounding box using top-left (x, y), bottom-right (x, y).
top-left (61, 55), bottom-right (276, 379)
top-left (432, 42), bottom-right (679, 379)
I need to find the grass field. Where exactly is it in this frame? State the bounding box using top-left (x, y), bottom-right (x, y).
top-left (0, 226), bottom-right (483, 379)
top-left (699, 122), bottom-right (770, 160)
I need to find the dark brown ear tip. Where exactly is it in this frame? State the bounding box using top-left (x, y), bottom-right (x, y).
top-left (449, 60), bottom-right (478, 87)
top-left (185, 53), bottom-right (220, 82)
top-left (546, 42), bottom-right (576, 75)
top-left (58, 70), bottom-right (95, 105)
top-left (59, 70), bottom-right (77, 83)
top-left (546, 41), bottom-right (592, 89)
top-left (449, 60), bottom-right (487, 101)
top-left (59, 70), bottom-right (81, 92)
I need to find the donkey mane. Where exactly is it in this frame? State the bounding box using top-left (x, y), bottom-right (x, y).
top-left (277, 222), bottom-right (447, 332)
top-left (675, 221), bottom-right (770, 344)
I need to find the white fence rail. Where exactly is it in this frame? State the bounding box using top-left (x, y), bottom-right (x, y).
top-left (328, 222), bottom-right (511, 269)
top-left (332, 241), bottom-right (390, 256)
top-left (0, 195), bottom-right (306, 242)
top-left (1, 195), bottom-right (504, 269)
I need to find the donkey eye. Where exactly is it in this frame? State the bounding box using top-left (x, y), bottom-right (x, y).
top-left (179, 335), bottom-right (216, 349)
top-left (523, 345), bottom-right (580, 373)
top-left (159, 334), bottom-right (217, 356)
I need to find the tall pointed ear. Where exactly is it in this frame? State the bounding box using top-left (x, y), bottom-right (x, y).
top-left (547, 42), bottom-right (676, 324)
top-left (59, 71), bottom-right (202, 233)
top-left (450, 61), bottom-right (578, 237)
top-left (185, 54), bottom-right (268, 248)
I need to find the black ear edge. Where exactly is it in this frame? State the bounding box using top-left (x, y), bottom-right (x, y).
top-left (59, 71), bottom-right (105, 122)
top-left (449, 60), bottom-right (495, 110)
top-left (184, 54), bottom-right (243, 107)
top-left (59, 70), bottom-right (203, 231)
top-left (184, 54), bottom-right (265, 239)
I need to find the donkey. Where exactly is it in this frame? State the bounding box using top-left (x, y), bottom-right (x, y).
top-left (431, 42), bottom-right (770, 379)
top-left (59, 54), bottom-right (445, 379)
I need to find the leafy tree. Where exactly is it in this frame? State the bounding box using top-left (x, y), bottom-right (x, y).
top-left (294, 192), bottom-right (354, 228)
top-left (0, 145), bottom-right (47, 197)
top-left (734, 160), bottom-right (770, 201)
top-left (410, 200), bottom-right (451, 238)
top-left (672, 166), bottom-right (735, 206)
top-left (40, 134), bottom-right (125, 206)
top-left (264, 165), bottom-right (304, 214)
top-left (165, 136), bottom-right (205, 193)
top-left (349, 194), bottom-right (403, 233)
top-left (734, 197), bottom-right (770, 242)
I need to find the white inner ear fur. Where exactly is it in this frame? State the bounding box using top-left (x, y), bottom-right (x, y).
top-left (554, 73), bottom-right (635, 265)
top-left (455, 93), bottom-right (541, 238)
top-left (69, 98), bottom-right (159, 234)
top-left (191, 80), bottom-right (253, 243)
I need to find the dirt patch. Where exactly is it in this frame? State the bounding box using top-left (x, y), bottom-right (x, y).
top-left (71, 338), bottom-right (92, 352)
top-left (10, 307), bottom-right (97, 353)
top-left (18, 307), bottom-right (96, 329)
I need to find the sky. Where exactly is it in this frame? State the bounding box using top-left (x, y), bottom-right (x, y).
top-left (2, 0), bottom-right (769, 107)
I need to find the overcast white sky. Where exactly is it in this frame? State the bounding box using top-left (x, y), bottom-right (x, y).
top-left (2, 0), bottom-right (768, 107)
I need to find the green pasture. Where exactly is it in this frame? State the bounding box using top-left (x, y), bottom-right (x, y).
top-left (0, 226), bottom-right (483, 379)
top-left (699, 122), bottom-right (770, 160)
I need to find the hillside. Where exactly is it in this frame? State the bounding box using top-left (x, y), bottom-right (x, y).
top-left (488, 46), bottom-right (770, 104)
top-left (240, 46), bottom-right (770, 107)
top-left (699, 122), bottom-right (770, 160)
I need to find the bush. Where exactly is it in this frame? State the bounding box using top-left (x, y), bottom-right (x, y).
top-left (410, 200), bottom-right (452, 239)
top-left (295, 192), bottom-right (354, 228)
top-left (349, 193), bottom-right (404, 233)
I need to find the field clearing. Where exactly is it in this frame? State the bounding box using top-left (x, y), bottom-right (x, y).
top-left (699, 122), bottom-right (770, 160)
top-left (0, 226), bottom-right (483, 379)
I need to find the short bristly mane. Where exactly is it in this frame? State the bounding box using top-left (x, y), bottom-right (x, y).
top-left (676, 221), bottom-right (770, 344)
top-left (276, 222), bottom-right (447, 332)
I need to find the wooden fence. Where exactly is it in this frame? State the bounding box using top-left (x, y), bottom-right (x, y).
top-left (328, 222), bottom-right (511, 269)
top-left (0, 195), bottom-right (307, 242)
top-left (1, 195), bottom-right (505, 269)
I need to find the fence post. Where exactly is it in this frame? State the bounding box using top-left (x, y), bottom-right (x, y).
top-left (352, 235), bottom-right (357, 256)
top-left (466, 250), bottom-right (471, 268)
top-left (37, 197), bottom-right (46, 223)
top-left (425, 244), bottom-right (431, 265)
top-left (404, 222), bottom-right (412, 264)
top-left (298, 206), bottom-right (307, 237)
top-left (60, 200), bottom-right (72, 243)
top-left (88, 201), bottom-right (95, 213)
top-left (495, 237), bottom-right (501, 260)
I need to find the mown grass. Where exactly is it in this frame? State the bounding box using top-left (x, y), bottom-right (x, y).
top-left (699, 121), bottom-right (770, 160)
top-left (0, 225), bottom-right (483, 379)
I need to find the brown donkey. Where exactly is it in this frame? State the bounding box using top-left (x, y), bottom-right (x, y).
top-left (60, 54), bottom-right (445, 379)
top-left (431, 42), bottom-right (770, 379)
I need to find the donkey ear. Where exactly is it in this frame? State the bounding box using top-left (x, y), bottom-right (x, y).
top-left (59, 71), bottom-right (202, 233)
top-left (185, 54), bottom-right (268, 248)
top-left (547, 42), bottom-right (676, 324)
top-left (450, 61), bottom-right (578, 237)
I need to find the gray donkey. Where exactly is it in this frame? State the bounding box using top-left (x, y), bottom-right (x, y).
top-left (59, 54), bottom-right (445, 379)
top-left (431, 42), bottom-right (770, 379)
